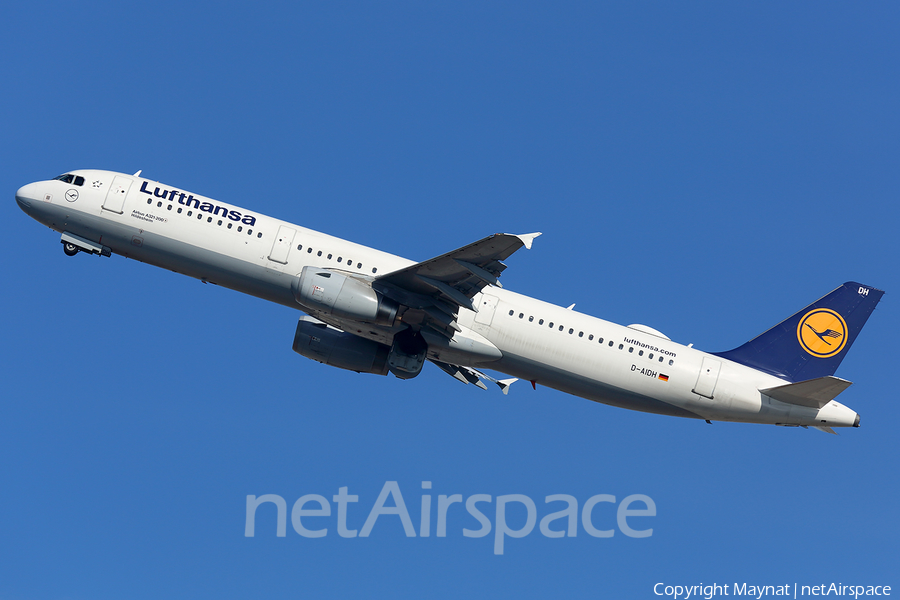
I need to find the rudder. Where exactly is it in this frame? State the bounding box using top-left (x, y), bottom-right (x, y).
top-left (713, 282), bottom-right (884, 382)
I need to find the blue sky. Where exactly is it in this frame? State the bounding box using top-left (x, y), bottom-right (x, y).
top-left (2, 2), bottom-right (898, 598)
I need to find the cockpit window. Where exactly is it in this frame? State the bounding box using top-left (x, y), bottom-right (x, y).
top-left (53, 174), bottom-right (84, 186)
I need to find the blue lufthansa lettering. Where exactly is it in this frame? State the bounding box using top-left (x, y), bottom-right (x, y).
top-left (137, 181), bottom-right (257, 224)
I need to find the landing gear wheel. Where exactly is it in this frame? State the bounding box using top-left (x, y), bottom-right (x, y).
top-left (63, 242), bottom-right (80, 256)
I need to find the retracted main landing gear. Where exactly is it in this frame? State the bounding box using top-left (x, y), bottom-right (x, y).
top-left (60, 232), bottom-right (112, 258)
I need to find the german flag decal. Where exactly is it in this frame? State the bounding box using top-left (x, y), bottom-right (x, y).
top-left (658, 374), bottom-right (669, 382)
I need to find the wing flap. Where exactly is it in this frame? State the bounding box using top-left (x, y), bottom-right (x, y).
top-left (430, 360), bottom-right (520, 393)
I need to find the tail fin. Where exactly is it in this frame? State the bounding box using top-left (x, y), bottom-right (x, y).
top-left (713, 282), bottom-right (884, 382)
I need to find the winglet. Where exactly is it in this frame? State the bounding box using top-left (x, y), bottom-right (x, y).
top-left (133, 170), bottom-right (142, 177)
top-left (513, 232), bottom-right (541, 250)
top-left (497, 378), bottom-right (518, 395)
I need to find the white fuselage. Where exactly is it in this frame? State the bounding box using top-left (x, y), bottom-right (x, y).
top-left (15, 170), bottom-right (860, 428)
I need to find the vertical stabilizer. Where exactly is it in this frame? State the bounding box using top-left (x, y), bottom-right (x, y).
top-left (713, 282), bottom-right (884, 382)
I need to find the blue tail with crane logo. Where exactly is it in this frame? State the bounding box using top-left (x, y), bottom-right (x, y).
top-left (713, 282), bottom-right (884, 382)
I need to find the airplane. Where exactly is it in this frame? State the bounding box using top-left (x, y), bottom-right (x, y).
top-left (15, 169), bottom-right (884, 432)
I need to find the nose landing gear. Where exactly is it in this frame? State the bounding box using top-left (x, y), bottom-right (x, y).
top-left (59, 232), bottom-right (112, 258)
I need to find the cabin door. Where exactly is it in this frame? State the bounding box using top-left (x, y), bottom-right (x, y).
top-left (692, 357), bottom-right (721, 399)
top-left (102, 176), bottom-right (132, 214)
top-left (268, 225), bottom-right (296, 265)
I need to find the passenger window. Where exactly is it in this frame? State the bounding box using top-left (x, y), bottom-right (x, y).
top-left (659, 357), bottom-right (664, 362)
top-left (147, 198), bottom-right (152, 205)
top-left (528, 316), bottom-right (534, 322)
top-left (248, 229), bottom-right (253, 235)
top-left (578, 331), bottom-right (583, 337)
top-left (599, 338), bottom-right (604, 344)
top-left (539, 319), bottom-right (544, 325)
top-left (217, 220), bottom-right (222, 225)
top-left (549, 322), bottom-right (554, 328)
top-left (177, 207), bottom-right (182, 213)
top-left (198, 214), bottom-right (202, 219)
top-left (669, 359), bottom-right (674, 366)
top-left (317, 251), bottom-right (322, 257)
top-left (638, 350), bottom-right (643, 356)
top-left (609, 341), bottom-right (613, 347)
top-left (257, 232), bottom-right (262, 238)
top-left (327, 254), bottom-right (332, 259)
top-left (648, 353), bottom-right (654, 360)
top-left (227, 223), bottom-right (232, 229)
top-left (372, 267), bottom-right (377, 273)
top-left (618, 344), bottom-right (623, 350)
top-left (357, 263), bottom-right (362, 269)
top-left (509, 310), bottom-right (514, 316)
top-left (188, 210), bottom-right (193, 216)
top-left (588, 334), bottom-right (593, 340)
top-left (629, 347), bottom-right (634, 353)
top-left (157, 201), bottom-right (162, 207)
top-left (297, 244), bottom-right (303, 251)
top-left (519, 313), bottom-right (524, 319)
top-left (568, 328), bottom-right (573, 334)
top-left (308, 248), bottom-right (313, 253)
top-left (207, 217), bottom-right (212, 222)
top-left (559, 325), bottom-right (564, 331)
top-left (338, 257), bottom-right (342, 263)
top-left (237, 226), bottom-right (242, 232)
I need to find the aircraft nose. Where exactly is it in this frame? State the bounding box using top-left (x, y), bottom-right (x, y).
top-left (15, 182), bottom-right (41, 213)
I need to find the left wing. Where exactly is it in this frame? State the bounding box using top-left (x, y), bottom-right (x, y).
top-left (373, 232), bottom-right (540, 337)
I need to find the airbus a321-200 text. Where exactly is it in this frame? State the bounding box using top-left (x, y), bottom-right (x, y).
top-left (16, 170), bottom-right (884, 433)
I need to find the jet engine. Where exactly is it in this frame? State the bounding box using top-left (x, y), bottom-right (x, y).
top-left (292, 316), bottom-right (390, 375)
top-left (292, 267), bottom-right (398, 327)
top-left (386, 328), bottom-right (428, 380)
top-left (292, 316), bottom-right (430, 380)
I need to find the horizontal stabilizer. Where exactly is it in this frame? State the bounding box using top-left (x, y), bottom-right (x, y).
top-left (812, 425), bottom-right (838, 435)
top-left (760, 376), bottom-right (852, 409)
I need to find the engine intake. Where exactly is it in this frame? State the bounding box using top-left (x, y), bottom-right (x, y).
top-left (293, 267), bottom-right (398, 327)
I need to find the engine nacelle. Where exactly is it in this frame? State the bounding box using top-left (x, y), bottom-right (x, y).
top-left (292, 316), bottom-right (390, 375)
top-left (387, 329), bottom-right (427, 380)
top-left (293, 267), bottom-right (398, 327)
